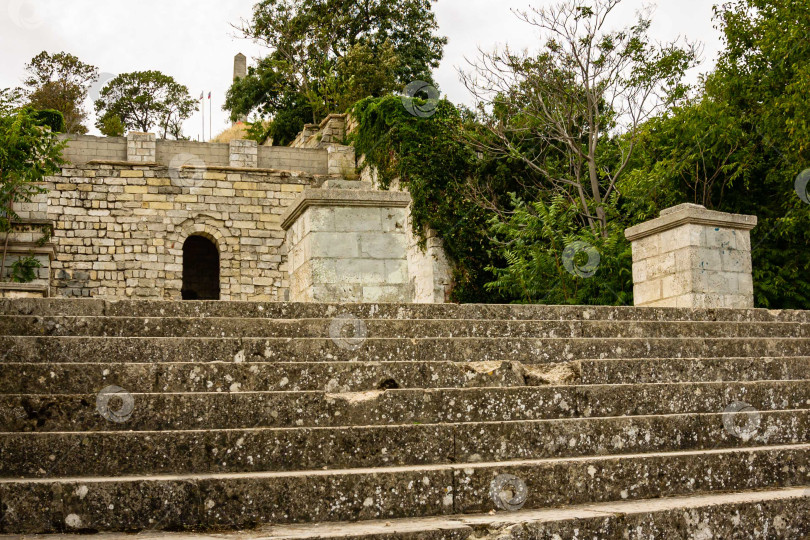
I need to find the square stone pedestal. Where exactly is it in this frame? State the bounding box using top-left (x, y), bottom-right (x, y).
top-left (281, 188), bottom-right (413, 303)
top-left (625, 203), bottom-right (757, 308)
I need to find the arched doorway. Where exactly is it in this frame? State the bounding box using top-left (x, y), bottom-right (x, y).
top-left (182, 235), bottom-right (220, 300)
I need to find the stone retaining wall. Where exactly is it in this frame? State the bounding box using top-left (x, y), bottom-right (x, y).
top-left (31, 163), bottom-right (312, 300)
top-left (26, 133), bottom-right (450, 303)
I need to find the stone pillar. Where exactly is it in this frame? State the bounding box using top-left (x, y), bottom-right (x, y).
top-left (625, 203), bottom-right (757, 309)
top-left (233, 54), bottom-right (247, 124)
top-left (126, 132), bottom-right (156, 163)
top-left (327, 145), bottom-right (356, 176)
top-left (229, 139), bottom-right (258, 168)
top-left (281, 189), bottom-right (413, 303)
top-left (233, 53), bottom-right (247, 81)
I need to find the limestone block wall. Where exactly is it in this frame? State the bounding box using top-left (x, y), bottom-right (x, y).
top-left (229, 140), bottom-right (258, 168)
top-left (33, 163), bottom-right (311, 300)
top-left (126, 133), bottom-right (156, 163)
top-left (59, 135), bottom-right (127, 164)
top-left (282, 189), bottom-right (413, 303)
top-left (327, 146), bottom-right (357, 177)
top-left (406, 224), bottom-right (453, 304)
top-left (625, 203), bottom-right (757, 309)
top-left (155, 140), bottom-right (229, 167)
top-left (291, 114), bottom-right (348, 148)
top-left (366, 172), bottom-right (454, 304)
top-left (59, 135), bottom-right (330, 175)
top-left (257, 147), bottom-right (328, 175)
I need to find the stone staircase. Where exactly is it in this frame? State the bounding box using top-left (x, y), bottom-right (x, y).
top-left (0, 299), bottom-right (808, 538)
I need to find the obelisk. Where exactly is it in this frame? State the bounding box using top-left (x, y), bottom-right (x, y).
top-left (233, 53), bottom-right (248, 124)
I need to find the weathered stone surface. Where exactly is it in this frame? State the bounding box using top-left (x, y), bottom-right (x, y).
top-left (1, 360), bottom-right (577, 395)
top-left (3, 315), bottom-right (809, 339)
top-left (0, 315), bottom-right (810, 338)
top-left (451, 445), bottom-right (809, 514)
top-left (626, 204), bottom-right (758, 309)
top-left (582, 356), bottom-right (810, 384)
top-left (4, 298), bottom-right (810, 323)
top-left (2, 335), bottom-right (809, 365)
top-left (2, 381), bottom-right (808, 432)
top-left (283, 190), bottom-right (413, 303)
top-left (14, 489), bottom-right (805, 539)
top-left (2, 410), bottom-right (806, 478)
top-left (0, 298), bottom-right (807, 535)
top-left (0, 446), bottom-right (806, 533)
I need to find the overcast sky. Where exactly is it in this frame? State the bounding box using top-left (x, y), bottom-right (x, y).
top-left (0, 0), bottom-right (724, 141)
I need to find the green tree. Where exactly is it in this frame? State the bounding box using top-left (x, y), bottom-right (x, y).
top-left (226, 0), bottom-right (446, 142)
top-left (352, 96), bottom-right (514, 302)
top-left (623, 0), bottom-right (810, 308)
top-left (22, 51), bottom-right (99, 134)
top-left (486, 195), bottom-right (633, 305)
top-left (0, 88), bottom-right (24, 116)
top-left (98, 114), bottom-right (125, 137)
top-left (337, 41), bottom-right (400, 110)
top-left (0, 108), bottom-right (65, 280)
top-left (461, 0), bottom-right (699, 233)
top-left (94, 71), bottom-right (197, 139)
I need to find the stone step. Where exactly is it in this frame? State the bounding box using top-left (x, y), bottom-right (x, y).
top-left (69, 488), bottom-right (805, 540)
top-left (6, 356), bottom-right (810, 395)
top-left (0, 445), bottom-right (807, 534)
top-left (2, 410), bottom-right (806, 478)
top-left (582, 356), bottom-right (810, 384)
top-left (2, 316), bottom-right (810, 339)
top-left (3, 298), bottom-right (810, 323)
top-left (3, 336), bottom-right (810, 365)
top-left (2, 381), bottom-right (807, 432)
top-left (0, 361), bottom-right (580, 395)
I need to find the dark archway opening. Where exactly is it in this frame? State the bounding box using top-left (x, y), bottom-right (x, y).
top-left (182, 235), bottom-right (220, 300)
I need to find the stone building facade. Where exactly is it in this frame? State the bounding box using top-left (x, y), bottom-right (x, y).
top-left (2, 126), bottom-right (454, 303)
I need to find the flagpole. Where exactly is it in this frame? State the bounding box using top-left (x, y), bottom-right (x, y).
top-left (201, 92), bottom-right (205, 141)
top-left (209, 92), bottom-right (212, 142)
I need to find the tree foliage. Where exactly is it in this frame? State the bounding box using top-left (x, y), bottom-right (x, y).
top-left (622, 0), bottom-right (810, 308)
top-left (487, 195), bottom-right (632, 304)
top-left (0, 107), bottom-right (65, 280)
top-left (22, 51), bottom-right (99, 134)
top-left (352, 96), bottom-right (506, 302)
top-left (461, 0), bottom-right (699, 233)
top-left (94, 71), bottom-right (197, 139)
top-left (0, 89), bottom-right (24, 116)
top-left (227, 0), bottom-right (446, 144)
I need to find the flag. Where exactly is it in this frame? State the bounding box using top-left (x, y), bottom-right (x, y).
top-left (199, 92), bottom-right (204, 100)
top-left (208, 92), bottom-right (212, 99)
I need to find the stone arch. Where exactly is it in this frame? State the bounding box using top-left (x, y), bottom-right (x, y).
top-left (169, 216), bottom-right (235, 300)
top-left (182, 236), bottom-right (220, 300)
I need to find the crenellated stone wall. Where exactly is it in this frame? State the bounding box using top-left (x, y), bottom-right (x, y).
top-left (59, 134), bottom-right (330, 175)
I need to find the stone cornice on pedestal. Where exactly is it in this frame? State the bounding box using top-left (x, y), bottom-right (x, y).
top-left (3, 242), bottom-right (57, 259)
top-left (625, 203), bottom-right (757, 242)
top-left (86, 160), bottom-right (160, 167)
top-left (0, 282), bottom-right (49, 297)
top-left (281, 188), bottom-right (412, 230)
